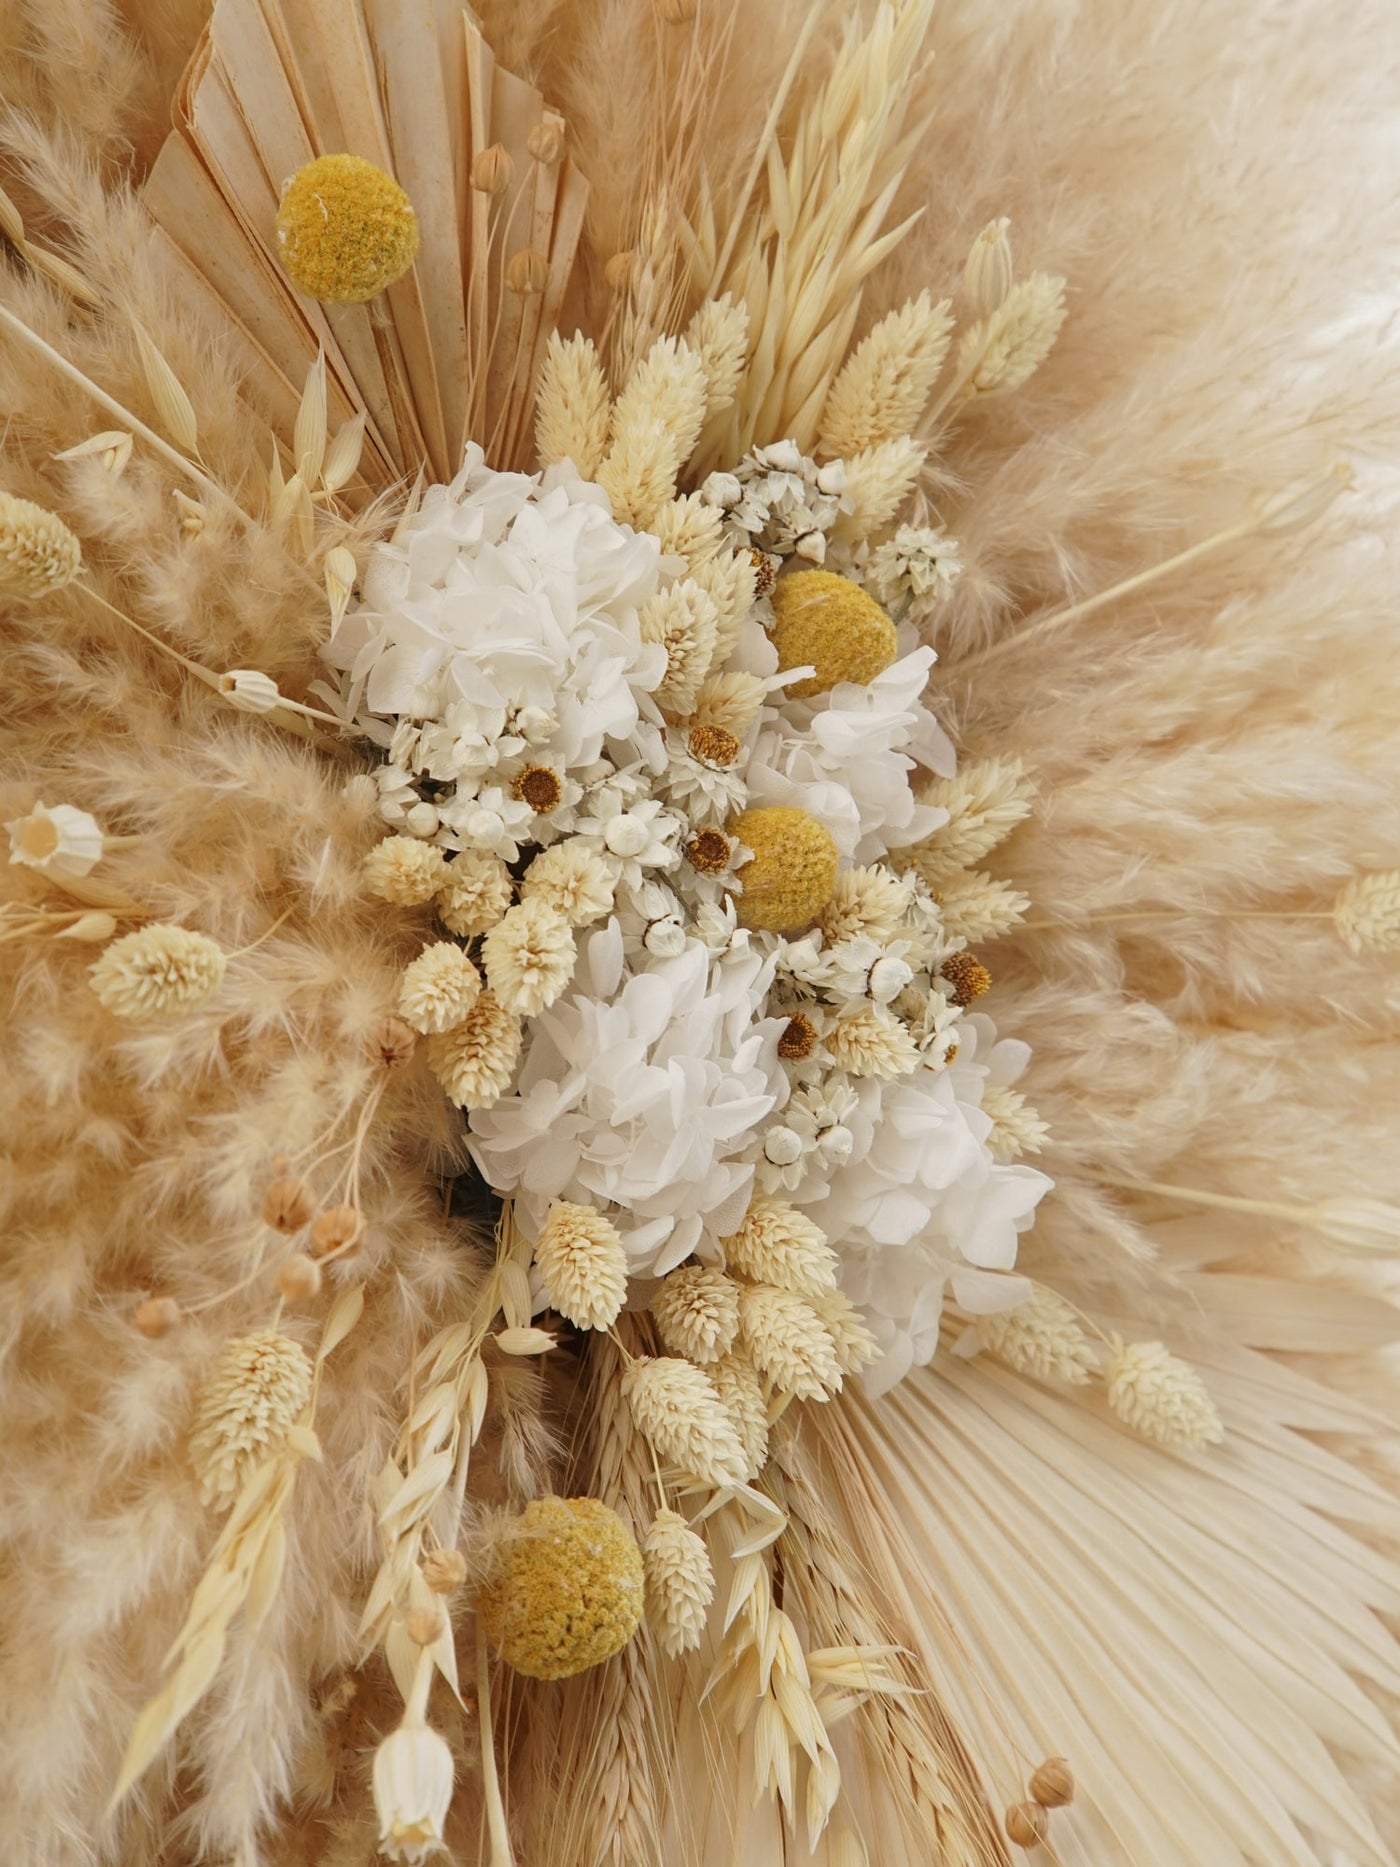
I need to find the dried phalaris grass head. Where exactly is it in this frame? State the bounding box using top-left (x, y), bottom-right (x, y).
top-left (0, 490), bottom-right (81, 596)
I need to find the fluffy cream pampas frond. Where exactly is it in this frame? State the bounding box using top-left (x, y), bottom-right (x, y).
top-left (1, 1), bottom-right (1399, 1864)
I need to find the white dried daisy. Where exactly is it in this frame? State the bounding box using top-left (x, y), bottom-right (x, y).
top-left (533, 1200), bottom-right (627, 1331)
top-left (651, 1265), bottom-right (741, 1363)
top-left (363, 835), bottom-right (449, 905)
top-left (0, 490), bottom-right (82, 596)
top-left (826, 1002), bottom-right (921, 1079)
top-left (89, 925), bottom-right (227, 1019)
top-left (437, 849), bottom-right (513, 937)
top-left (426, 992), bottom-right (521, 1108)
top-left (519, 840), bottom-right (616, 927)
top-left (1103, 1336), bottom-right (1224, 1450)
top-left (6, 802), bottom-right (104, 879)
top-left (643, 1507), bottom-right (715, 1658)
top-left (397, 941), bottom-right (481, 1035)
top-left (620, 1356), bottom-right (748, 1488)
top-left (572, 794), bottom-right (683, 890)
top-left (738, 1284), bottom-right (843, 1401)
top-left (188, 1328), bottom-right (313, 1507)
top-left (481, 898), bottom-right (576, 1016)
top-left (661, 727), bottom-right (749, 825)
top-left (862, 524), bottom-right (964, 608)
top-left (722, 1197), bottom-right (838, 1299)
top-left (971, 1288), bottom-right (1097, 1384)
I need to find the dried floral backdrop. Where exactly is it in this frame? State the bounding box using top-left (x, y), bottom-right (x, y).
top-left (2, 2), bottom-right (1400, 1865)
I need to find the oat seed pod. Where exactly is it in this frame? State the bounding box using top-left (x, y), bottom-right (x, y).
top-left (471, 143), bottom-right (515, 195)
top-left (1029, 1757), bottom-right (1075, 1808)
top-left (188, 1329), bottom-right (313, 1507)
top-left (1005, 1801), bottom-right (1049, 1849)
top-left (620, 1356), bottom-right (748, 1487)
top-left (643, 1507), bottom-right (715, 1657)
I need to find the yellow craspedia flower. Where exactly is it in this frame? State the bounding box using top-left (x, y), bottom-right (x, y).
top-left (730, 806), bottom-right (839, 934)
top-left (477, 1496), bottom-right (644, 1680)
top-left (769, 569), bottom-right (899, 699)
top-left (276, 154), bottom-right (419, 304)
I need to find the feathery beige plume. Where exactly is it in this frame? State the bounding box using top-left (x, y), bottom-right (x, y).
top-left (0, 490), bottom-right (82, 596)
top-left (653, 491), bottom-right (723, 570)
top-left (481, 898), bottom-right (576, 1016)
top-left (825, 1003), bottom-right (920, 1079)
top-left (597, 336), bottom-right (708, 529)
top-left (188, 1330), bottom-right (313, 1507)
top-left (535, 331), bottom-right (612, 479)
top-left (972, 1288), bottom-right (1096, 1384)
top-left (820, 864), bottom-right (913, 946)
top-left (651, 1265), bottom-right (741, 1363)
top-left (981, 1083), bottom-right (1050, 1161)
top-left (954, 271), bottom-right (1067, 400)
top-left (684, 294), bottom-right (750, 419)
top-left (738, 1285), bottom-right (843, 1401)
top-left (519, 840), bottom-right (616, 926)
top-left (396, 942), bottom-right (481, 1035)
top-left (640, 579), bottom-right (720, 716)
top-left (363, 836), bottom-right (449, 906)
top-left (934, 870), bottom-right (1031, 943)
top-left (685, 547), bottom-right (759, 669)
top-left (708, 1350), bottom-right (769, 1478)
top-left (619, 1356), bottom-right (749, 1487)
top-left (817, 292), bottom-right (954, 459)
top-left (533, 1201), bottom-right (628, 1331)
top-left (692, 670), bottom-right (768, 740)
top-left (1103, 1337), bottom-right (1225, 1449)
top-left (426, 992), bottom-right (522, 1109)
top-left (808, 1290), bottom-right (880, 1376)
top-left (89, 925), bottom-right (226, 1019)
top-left (723, 1197), bottom-right (838, 1298)
top-left (1333, 871), bottom-right (1400, 953)
top-left (436, 850), bottom-right (514, 937)
top-left (903, 758), bottom-right (1036, 881)
top-left (643, 1507), bottom-right (715, 1658)
top-left (832, 436), bottom-right (928, 545)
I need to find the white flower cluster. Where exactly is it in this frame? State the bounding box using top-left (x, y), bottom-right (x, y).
top-left (701, 439), bottom-right (847, 565)
top-left (337, 454), bottom-right (1051, 1393)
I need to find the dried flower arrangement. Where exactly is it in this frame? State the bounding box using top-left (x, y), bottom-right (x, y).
top-left (2, 1), bottom-right (1400, 1864)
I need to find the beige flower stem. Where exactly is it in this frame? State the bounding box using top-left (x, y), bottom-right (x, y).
top-left (0, 303), bottom-right (249, 524)
top-left (1100, 1174), bottom-right (1313, 1224)
top-left (953, 517), bottom-right (1260, 674)
top-left (1019, 907), bottom-right (1335, 931)
top-left (476, 1633), bottom-right (516, 1867)
top-left (225, 903), bottom-right (298, 959)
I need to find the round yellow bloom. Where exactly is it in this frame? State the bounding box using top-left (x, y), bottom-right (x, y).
top-left (276, 155), bottom-right (419, 304)
top-left (769, 569), bottom-right (898, 699)
top-left (730, 806), bottom-right (839, 934)
top-left (477, 1496), bottom-right (644, 1680)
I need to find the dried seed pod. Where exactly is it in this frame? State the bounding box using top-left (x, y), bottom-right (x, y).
top-left (422, 1548), bottom-right (468, 1595)
top-left (1005, 1801), bottom-right (1049, 1848)
top-left (263, 1175), bottom-right (314, 1233)
top-left (471, 144), bottom-right (514, 195)
top-left (134, 1296), bottom-right (181, 1338)
top-left (405, 1605), bottom-right (445, 1647)
top-left (369, 1015), bottom-right (418, 1067)
top-left (1029, 1757), bottom-right (1074, 1808)
top-left (311, 1203), bottom-right (365, 1258)
top-left (506, 247), bottom-right (548, 296)
top-left (276, 1253), bottom-right (323, 1302)
top-left (526, 121), bottom-right (564, 165)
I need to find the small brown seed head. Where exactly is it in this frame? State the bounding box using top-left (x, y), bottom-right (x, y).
top-left (749, 549), bottom-right (778, 597)
top-left (510, 765), bottom-right (563, 812)
top-left (506, 247), bottom-right (548, 296)
top-left (604, 250), bottom-right (636, 293)
top-left (471, 144), bottom-right (515, 195)
top-left (1029, 1757), bottom-right (1074, 1809)
top-left (135, 1296), bottom-right (181, 1338)
top-left (369, 1015), bottom-right (418, 1067)
top-left (940, 951), bottom-right (992, 1007)
top-left (276, 1253), bottom-right (323, 1302)
top-left (526, 121), bottom-right (564, 165)
top-left (777, 1012), bottom-right (818, 1060)
top-left (263, 1175), bottom-right (314, 1233)
top-left (311, 1203), bottom-right (365, 1259)
top-left (1005, 1801), bottom-right (1049, 1849)
top-left (422, 1547), bottom-right (469, 1595)
top-left (687, 723), bottom-right (740, 767)
top-left (685, 829), bottom-right (732, 876)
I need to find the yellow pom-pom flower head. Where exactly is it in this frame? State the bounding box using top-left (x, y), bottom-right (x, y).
top-left (477, 1496), bottom-right (644, 1680)
top-left (276, 154), bottom-right (419, 304)
top-left (730, 806), bottom-right (839, 934)
top-left (769, 569), bottom-right (899, 699)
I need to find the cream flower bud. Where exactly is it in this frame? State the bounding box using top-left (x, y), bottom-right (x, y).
top-left (526, 121), bottom-right (564, 165)
top-left (471, 143), bottom-right (515, 196)
top-left (506, 247), bottom-right (548, 296)
top-left (763, 1126), bottom-right (803, 1167)
top-left (644, 915), bottom-right (687, 958)
top-left (57, 910), bottom-right (119, 943)
top-left (134, 1296), bottom-right (181, 1338)
top-left (218, 669), bottom-right (282, 714)
top-left (964, 217), bottom-right (1013, 318)
top-left (276, 1252), bottom-right (323, 1301)
top-left (6, 802), bottom-right (104, 879)
top-left (868, 954), bottom-right (913, 1003)
top-left (404, 801), bottom-right (440, 839)
top-left (371, 1718), bottom-right (454, 1864)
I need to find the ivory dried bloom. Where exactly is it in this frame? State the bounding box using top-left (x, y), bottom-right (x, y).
top-left (481, 897), bottom-right (576, 1016)
top-left (651, 1264), bottom-right (741, 1363)
top-left (730, 807), bottom-right (839, 934)
top-left (809, 1290), bottom-right (880, 1375)
top-left (397, 941), bottom-right (481, 1035)
top-left (738, 1284), bottom-right (844, 1401)
top-left (188, 1329), bottom-right (313, 1506)
top-left (276, 154), bottom-right (419, 303)
top-left (722, 1197), bottom-right (838, 1299)
top-left (708, 1350), bottom-right (769, 1477)
top-left (769, 570), bottom-right (898, 700)
top-left (427, 991), bottom-right (521, 1108)
top-left (363, 835), bottom-right (449, 905)
top-left (477, 1496), bottom-right (644, 1680)
top-left (372, 1717), bottom-right (454, 1864)
top-left (1104, 1337), bottom-right (1224, 1450)
top-left (437, 849), bottom-right (513, 936)
top-left (89, 925), bottom-right (226, 1019)
top-left (825, 1003), bottom-right (920, 1079)
top-left (6, 802), bottom-right (103, 879)
top-left (973, 1288), bottom-right (1097, 1385)
top-left (1333, 871), bottom-right (1400, 953)
top-left (520, 840), bottom-right (616, 926)
top-left (0, 491), bottom-right (81, 596)
top-left (643, 1507), bottom-right (715, 1657)
top-left (533, 1200), bottom-right (627, 1331)
top-left (620, 1356), bottom-right (749, 1487)
top-left (217, 669), bottom-right (281, 714)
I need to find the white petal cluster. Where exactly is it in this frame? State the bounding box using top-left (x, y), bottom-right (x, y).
top-left (701, 439), bottom-right (846, 564)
